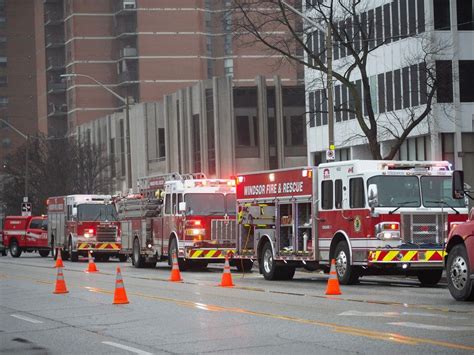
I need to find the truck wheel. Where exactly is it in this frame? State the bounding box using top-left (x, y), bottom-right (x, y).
top-left (10, 239), bottom-right (22, 258)
top-left (261, 242), bottom-right (283, 280)
top-left (132, 238), bottom-right (145, 268)
top-left (169, 238), bottom-right (188, 271)
top-left (1, 248), bottom-right (7, 256)
top-left (39, 250), bottom-right (50, 257)
top-left (334, 241), bottom-right (360, 285)
top-left (280, 266), bottom-right (296, 280)
top-left (417, 269), bottom-right (443, 286)
top-left (69, 238), bottom-right (78, 262)
top-left (447, 244), bottom-right (474, 301)
top-left (118, 254), bottom-right (128, 262)
top-left (235, 259), bottom-right (254, 273)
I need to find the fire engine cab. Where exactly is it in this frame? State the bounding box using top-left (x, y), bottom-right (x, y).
top-left (117, 173), bottom-right (249, 270)
top-left (235, 160), bottom-right (468, 285)
top-left (47, 195), bottom-right (123, 261)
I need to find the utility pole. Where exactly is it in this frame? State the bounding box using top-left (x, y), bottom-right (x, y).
top-left (280, 1), bottom-right (335, 158)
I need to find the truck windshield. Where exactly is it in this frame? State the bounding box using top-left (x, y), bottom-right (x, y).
top-left (367, 176), bottom-right (421, 207)
top-left (421, 176), bottom-right (465, 208)
top-left (77, 204), bottom-right (118, 221)
top-left (185, 193), bottom-right (235, 216)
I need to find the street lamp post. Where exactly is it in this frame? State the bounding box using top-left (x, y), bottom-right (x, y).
top-left (0, 118), bottom-right (29, 200)
top-left (61, 73), bottom-right (132, 190)
top-left (280, 1), bottom-right (335, 154)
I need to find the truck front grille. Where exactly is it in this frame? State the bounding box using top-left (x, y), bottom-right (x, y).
top-left (211, 219), bottom-right (237, 243)
top-left (401, 213), bottom-right (446, 245)
top-left (96, 226), bottom-right (117, 242)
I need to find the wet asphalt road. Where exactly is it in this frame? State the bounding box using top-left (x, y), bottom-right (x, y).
top-left (0, 253), bottom-right (473, 354)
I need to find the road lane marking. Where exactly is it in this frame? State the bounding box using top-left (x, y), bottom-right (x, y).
top-left (84, 286), bottom-right (474, 351)
top-left (102, 341), bottom-right (152, 355)
top-left (339, 310), bottom-right (468, 319)
top-left (10, 314), bottom-right (43, 324)
top-left (388, 322), bottom-right (474, 331)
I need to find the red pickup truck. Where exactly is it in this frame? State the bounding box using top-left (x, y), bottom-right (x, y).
top-left (3, 215), bottom-right (50, 258)
top-left (445, 171), bottom-right (474, 301)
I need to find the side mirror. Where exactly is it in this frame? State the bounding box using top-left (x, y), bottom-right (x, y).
top-left (368, 184), bottom-right (378, 208)
top-left (178, 202), bottom-right (186, 214)
top-left (452, 170), bottom-right (464, 199)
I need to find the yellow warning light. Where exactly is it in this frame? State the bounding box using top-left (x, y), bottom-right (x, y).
top-left (329, 144), bottom-right (335, 150)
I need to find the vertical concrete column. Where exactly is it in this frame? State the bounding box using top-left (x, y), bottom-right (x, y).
top-left (164, 95), bottom-right (172, 173)
top-left (178, 89), bottom-right (187, 173)
top-left (273, 75), bottom-right (285, 168)
top-left (199, 81), bottom-right (209, 174)
top-left (186, 86), bottom-right (194, 173)
top-left (213, 76), bottom-right (235, 178)
top-left (212, 77), bottom-right (221, 177)
top-left (256, 75), bottom-right (269, 170)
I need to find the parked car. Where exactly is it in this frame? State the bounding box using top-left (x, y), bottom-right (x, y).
top-left (445, 170), bottom-right (474, 301)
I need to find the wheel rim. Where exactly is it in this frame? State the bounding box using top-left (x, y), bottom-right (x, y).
top-left (263, 249), bottom-right (273, 274)
top-left (336, 250), bottom-right (348, 277)
top-left (11, 243), bottom-right (17, 255)
top-left (450, 255), bottom-right (468, 291)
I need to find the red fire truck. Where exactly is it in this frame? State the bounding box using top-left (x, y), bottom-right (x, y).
top-left (117, 173), bottom-right (248, 270)
top-left (445, 170), bottom-right (474, 301)
top-left (2, 215), bottom-right (49, 257)
top-left (47, 195), bottom-right (124, 261)
top-left (235, 160), bottom-right (468, 285)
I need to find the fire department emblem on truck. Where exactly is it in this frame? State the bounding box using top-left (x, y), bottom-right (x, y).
top-left (354, 216), bottom-right (361, 232)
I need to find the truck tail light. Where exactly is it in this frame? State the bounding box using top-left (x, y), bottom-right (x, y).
top-left (375, 222), bottom-right (400, 240)
top-left (84, 228), bottom-right (95, 239)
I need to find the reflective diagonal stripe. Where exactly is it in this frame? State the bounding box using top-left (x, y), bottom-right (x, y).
top-left (402, 250), bottom-right (417, 261)
top-left (383, 251), bottom-right (399, 262)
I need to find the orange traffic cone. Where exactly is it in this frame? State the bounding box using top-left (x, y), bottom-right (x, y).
top-left (113, 267), bottom-right (129, 304)
top-left (219, 254), bottom-right (235, 287)
top-left (85, 251), bottom-right (98, 273)
top-left (169, 252), bottom-right (183, 282)
top-left (325, 259), bottom-right (342, 295)
top-left (53, 266), bottom-right (69, 294)
top-left (54, 248), bottom-right (64, 268)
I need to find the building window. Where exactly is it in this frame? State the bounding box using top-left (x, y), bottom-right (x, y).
top-left (289, 115), bottom-right (306, 146)
top-left (391, 0), bottom-right (399, 41)
top-left (435, 60), bottom-right (453, 103)
top-left (459, 60), bottom-right (474, 102)
top-left (408, 0), bottom-right (416, 35)
top-left (457, 0), bottom-right (474, 30)
top-left (419, 63), bottom-right (428, 104)
top-left (417, 0), bottom-right (425, 33)
top-left (441, 133), bottom-right (455, 167)
top-left (434, 0), bottom-right (450, 30)
top-left (384, 4), bottom-right (391, 43)
top-left (119, 120), bottom-right (126, 177)
top-left (315, 90), bottom-right (321, 126)
top-left (335, 86), bottom-right (341, 122)
top-left (378, 73), bottom-right (385, 113)
top-left (386, 71), bottom-right (393, 111)
top-left (400, 0), bottom-right (408, 37)
top-left (375, 6), bottom-right (383, 46)
top-left (402, 67), bottom-right (410, 107)
top-left (0, 96), bottom-right (7, 107)
top-left (394, 69), bottom-right (402, 109)
top-left (341, 86), bottom-right (348, 121)
top-left (321, 180), bottom-right (333, 210)
top-left (309, 92), bottom-right (315, 127)
top-left (410, 64), bottom-right (419, 106)
top-left (350, 177), bottom-right (365, 208)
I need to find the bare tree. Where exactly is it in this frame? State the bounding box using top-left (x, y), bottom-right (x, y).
top-left (1, 136), bottom-right (111, 215)
top-left (233, 0), bottom-right (451, 159)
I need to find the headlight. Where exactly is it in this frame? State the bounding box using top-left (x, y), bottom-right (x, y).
top-left (185, 228), bottom-right (206, 236)
top-left (84, 233), bottom-right (91, 238)
top-left (375, 222), bottom-right (400, 240)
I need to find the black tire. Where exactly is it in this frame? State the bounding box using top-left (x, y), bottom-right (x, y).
top-left (132, 238), bottom-right (145, 268)
top-left (280, 266), bottom-right (296, 280)
top-left (261, 242), bottom-right (287, 280)
top-left (9, 239), bottom-right (22, 258)
top-left (447, 244), bottom-right (474, 301)
top-left (334, 241), bottom-right (360, 285)
top-left (168, 238), bottom-right (188, 271)
top-left (1, 248), bottom-right (7, 256)
top-left (39, 250), bottom-right (50, 258)
top-left (118, 254), bottom-right (128, 262)
top-left (417, 269), bottom-right (443, 286)
top-left (235, 259), bottom-right (254, 273)
top-left (69, 238), bottom-right (78, 262)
